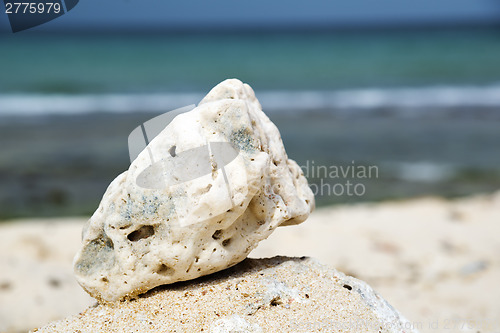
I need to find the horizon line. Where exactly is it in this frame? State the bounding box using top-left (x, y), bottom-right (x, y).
top-left (2, 20), bottom-right (499, 35)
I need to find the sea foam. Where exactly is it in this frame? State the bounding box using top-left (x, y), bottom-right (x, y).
top-left (1, 84), bottom-right (500, 117)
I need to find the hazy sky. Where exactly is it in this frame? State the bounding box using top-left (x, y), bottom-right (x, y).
top-left (1, 0), bottom-right (500, 32)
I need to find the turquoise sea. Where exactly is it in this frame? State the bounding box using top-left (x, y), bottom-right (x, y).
top-left (1, 27), bottom-right (500, 94)
top-left (0, 27), bottom-right (499, 218)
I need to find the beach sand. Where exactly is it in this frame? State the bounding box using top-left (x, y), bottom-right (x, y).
top-left (253, 191), bottom-right (500, 332)
top-left (34, 257), bottom-right (418, 333)
top-left (1, 192), bottom-right (499, 332)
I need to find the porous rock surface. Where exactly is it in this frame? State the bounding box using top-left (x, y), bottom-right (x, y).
top-left (36, 257), bottom-right (417, 333)
top-left (73, 79), bottom-right (315, 302)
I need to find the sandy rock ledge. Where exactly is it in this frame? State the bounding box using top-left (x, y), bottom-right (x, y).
top-left (34, 256), bottom-right (417, 333)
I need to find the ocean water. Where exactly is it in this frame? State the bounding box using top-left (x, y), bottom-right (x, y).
top-left (1, 28), bottom-right (500, 114)
top-left (1, 27), bottom-right (500, 113)
top-left (0, 27), bottom-right (499, 218)
top-left (1, 28), bottom-right (500, 93)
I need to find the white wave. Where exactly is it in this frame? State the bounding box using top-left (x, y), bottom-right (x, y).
top-left (0, 93), bottom-right (203, 116)
top-left (257, 84), bottom-right (500, 112)
top-left (387, 161), bottom-right (456, 183)
top-left (1, 84), bottom-right (500, 117)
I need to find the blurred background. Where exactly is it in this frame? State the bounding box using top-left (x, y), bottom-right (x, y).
top-left (1, 0), bottom-right (500, 218)
top-left (1, 2), bottom-right (500, 333)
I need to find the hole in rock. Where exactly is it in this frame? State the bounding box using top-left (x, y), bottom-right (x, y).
top-left (222, 238), bottom-right (232, 247)
top-left (270, 297), bottom-right (282, 306)
top-left (156, 264), bottom-right (174, 276)
top-left (101, 277), bottom-right (109, 283)
top-left (127, 225), bottom-right (155, 242)
top-left (199, 184), bottom-right (212, 195)
top-left (212, 230), bottom-right (222, 240)
top-left (169, 145), bottom-right (176, 157)
top-left (343, 284), bottom-right (352, 291)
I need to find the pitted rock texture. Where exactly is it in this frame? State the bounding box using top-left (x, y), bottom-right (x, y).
top-left (38, 257), bottom-right (417, 333)
top-left (73, 79), bottom-right (315, 302)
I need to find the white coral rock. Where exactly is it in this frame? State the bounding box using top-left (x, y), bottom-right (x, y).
top-left (73, 79), bottom-right (314, 302)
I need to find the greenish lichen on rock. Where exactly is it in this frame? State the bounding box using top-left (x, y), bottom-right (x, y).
top-left (74, 233), bottom-right (115, 277)
top-left (230, 128), bottom-right (259, 154)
